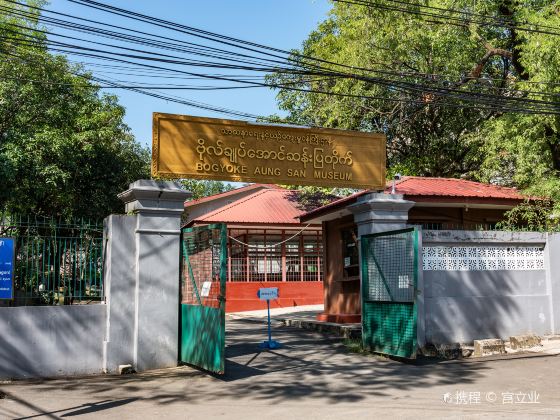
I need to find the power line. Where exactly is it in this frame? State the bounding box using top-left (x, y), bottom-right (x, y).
top-left (332, 0), bottom-right (560, 37)
top-left (5, 26), bottom-right (556, 108)
top-left (3, 0), bottom-right (559, 118)
top-left (5, 0), bottom-right (559, 94)
top-left (2, 49), bottom-right (270, 121)
top-left (4, 37), bottom-right (559, 116)
top-left (382, 0), bottom-right (560, 33)
top-left (5, 48), bottom-right (558, 117)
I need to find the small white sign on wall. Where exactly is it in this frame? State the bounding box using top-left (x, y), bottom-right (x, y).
top-left (200, 281), bottom-right (212, 297)
top-left (398, 275), bottom-right (410, 289)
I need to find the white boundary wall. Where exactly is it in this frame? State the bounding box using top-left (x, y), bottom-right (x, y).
top-left (0, 305), bottom-right (106, 378)
top-left (418, 230), bottom-right (560, 346)
top-left (0, 180), bottom-right (189, 380)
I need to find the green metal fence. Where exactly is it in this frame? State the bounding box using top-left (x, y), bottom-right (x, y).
top-left (0, 213), bottom-right (104, 306)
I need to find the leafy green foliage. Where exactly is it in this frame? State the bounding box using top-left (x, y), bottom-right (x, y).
top-left (282, 185), bottom-right (357, 212)
top-left (268, 0), bottom-right (560, 210)
top-left (496, 199), bottom-right (560, 232)
top-left (0, 1), bottom-right (150, 219)
top-left (180, 179), bottom-right (235, 200)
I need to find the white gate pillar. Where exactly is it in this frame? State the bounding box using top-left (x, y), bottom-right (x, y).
top-left (348, 192), bottom-right (414, 236)
top-left (103, 180), bottom-right (190, 373)
top-left (348, 193), bottom-right (426, 349)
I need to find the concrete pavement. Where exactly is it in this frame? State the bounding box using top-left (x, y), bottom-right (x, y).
top-left (1, 317), bottom-right (560, 419)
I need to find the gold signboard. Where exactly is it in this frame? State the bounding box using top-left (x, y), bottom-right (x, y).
top-left (152, 113), bottom-right (386, 189)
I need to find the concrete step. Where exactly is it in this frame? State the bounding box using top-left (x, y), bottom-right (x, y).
top-left (474, 339), bottom-right (507, 357)
top-left (280, 318), bottom-right (361, 339)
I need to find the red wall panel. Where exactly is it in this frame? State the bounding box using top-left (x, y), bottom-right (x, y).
top-left (225, 281), bottom-right (323, 312)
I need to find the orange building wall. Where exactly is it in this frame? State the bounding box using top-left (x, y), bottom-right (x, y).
top-left (318, 215), bottom-right (362, 323)
top-left (225, 281), bottom-right (323, 312)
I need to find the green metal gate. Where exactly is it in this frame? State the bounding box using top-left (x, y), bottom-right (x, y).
top-left (361, 227), bottom-right (419, 359)
top-left (180, 223), bottom-right (227, 374)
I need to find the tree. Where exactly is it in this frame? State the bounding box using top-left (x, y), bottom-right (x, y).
top-left (282, 185), bottom-right (356, 212)
top-left (0, 0), bottom-right (150, 220)
top-left (268, 0), bottom-right (560, 207)
top-left (180, 179), bottom-right (234, 200)
top-left (496, 198), bottom-right (560, 232)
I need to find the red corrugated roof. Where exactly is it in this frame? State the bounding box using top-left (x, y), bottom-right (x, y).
top-left (184, 183), bottom-right (282, 208)
top-left (388, 177), bottom-right (524, 199)
top-left (300, 177), bottom-right (526, 222)
top-left (190, 189), bottom-right (309, 225)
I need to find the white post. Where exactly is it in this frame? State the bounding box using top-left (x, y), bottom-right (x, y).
top-left (103, 180), bottom-right (190, 373)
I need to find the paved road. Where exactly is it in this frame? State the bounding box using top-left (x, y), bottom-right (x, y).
top-left (1, 319), bottom-right (559, 419)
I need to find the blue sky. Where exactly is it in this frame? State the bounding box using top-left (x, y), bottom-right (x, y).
top-left (48, 0), bottom-right (332, 148)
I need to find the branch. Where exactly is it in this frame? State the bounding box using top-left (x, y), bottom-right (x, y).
top-left (461, 44), bottom-right (512, 83)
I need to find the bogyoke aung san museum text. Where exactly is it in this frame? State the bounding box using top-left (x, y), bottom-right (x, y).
top-left (156, 113), bottom-right (530, 317)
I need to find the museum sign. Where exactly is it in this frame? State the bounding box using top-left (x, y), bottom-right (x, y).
top-left (152, 113), bottom-right (386, 189)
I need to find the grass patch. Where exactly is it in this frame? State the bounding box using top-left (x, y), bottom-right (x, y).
top-left (343, 338), bottom-right (389, 359)
top-left (344, 338), bottom-right (365, 354)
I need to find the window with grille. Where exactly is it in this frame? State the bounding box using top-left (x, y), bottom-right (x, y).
top-left (227, 228), bottom-right (322, 282)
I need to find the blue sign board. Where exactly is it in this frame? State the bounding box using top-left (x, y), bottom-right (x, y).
top-left (257, 287), bottom-right (281, 349)
top-left (257, 287), bottom-right (278, 301)
top-left (0, 237), bottom-right (15, 300)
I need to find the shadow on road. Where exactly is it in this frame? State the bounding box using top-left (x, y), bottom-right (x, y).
top-left (0, 319), bottom-right (490, 410)
top-left (1, 391), bottom-right (138, 420)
